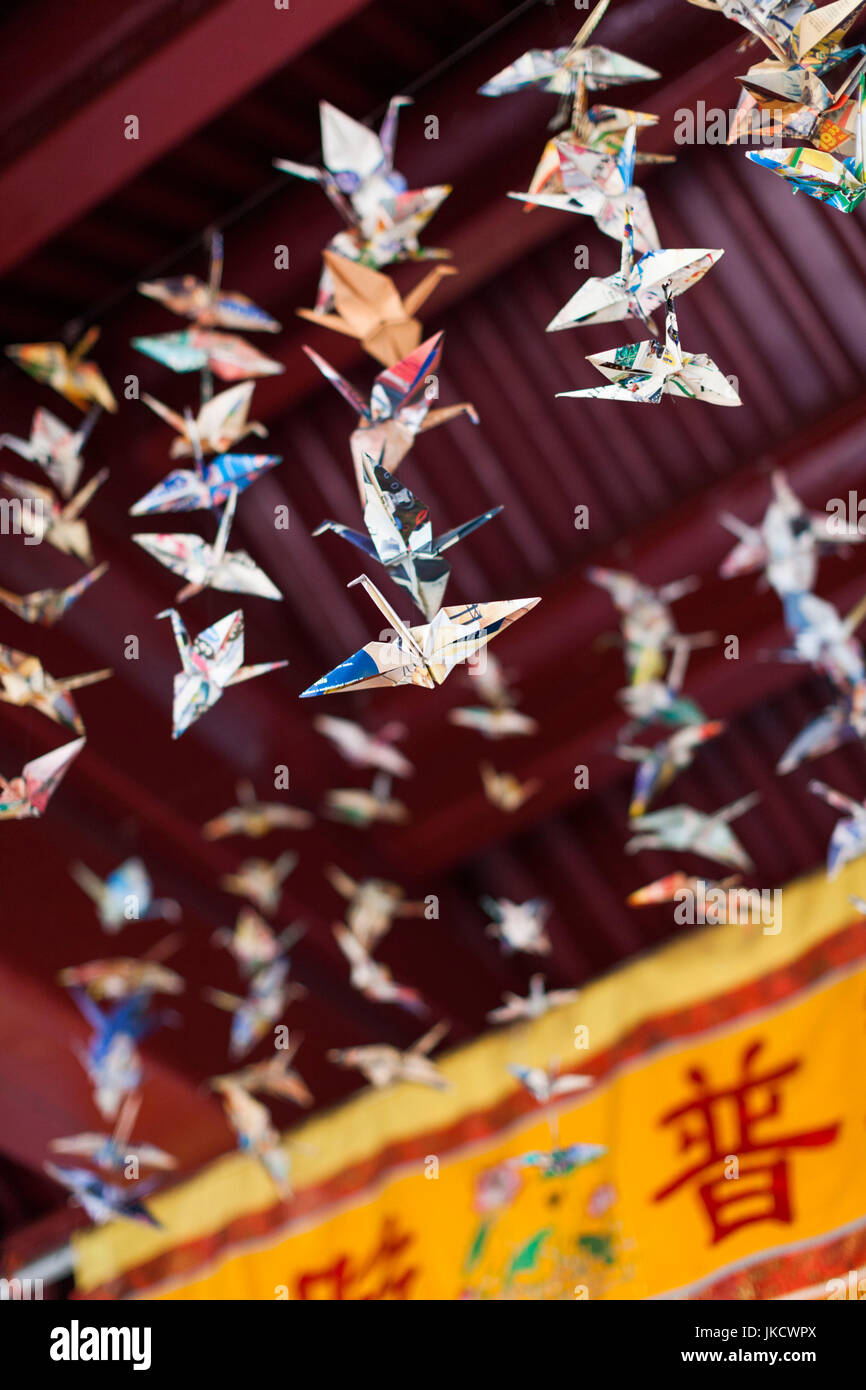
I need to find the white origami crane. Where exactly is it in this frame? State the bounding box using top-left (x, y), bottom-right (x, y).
top-left (479, 0), bottom-right (659, 120)
top-left (509, 127), bottom-right (660, 253)
top-left (274, 97), bottom-right (451, 310)
top-left (70, 857), bottom-right (180, 933)
top-left (300, 575), bottom-right (539, 697)
top-left (508, 1063), bottom-right (593, 1104)
top-left (809, 779), bottom-right (866, 878)
top-left (482, 897), bottom-right (552, 954)
top-left (719, 469), bottom-right (861, 598)
top-left (625, 795), bottom-right (759, 871)
top-left (143, 381), bottom-right (267, 457)
top-left (333, 923), bottom-right (426, 1014)
top-left (546, 206), bottom-right (722, 333)
top-left (0, 737), bottom-right (85, 819)
top-left (158, 607), bottom-right (287, 737)
top-left (134, 486), bottom-right (280, 604)
top-left (0, 468), bottom-right (108, 561)
top-left (487, 974), bottom-right (580, 1024)
top-left (314, 713), bottom-right (414, 777)
top-left (0, 405), bottom-right (100, 498)
top-left (327, 1021), bottom-right (450, 1090)
top-left (557, 290), bottom-right (742, 406)
top-left (314, 453), bottom-right (501, 619)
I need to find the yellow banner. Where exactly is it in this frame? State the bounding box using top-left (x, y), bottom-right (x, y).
top-left (72, 860), bottom-right (866, 1301)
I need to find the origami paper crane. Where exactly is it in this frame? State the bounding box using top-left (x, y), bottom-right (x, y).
top-left (44, 1163), bottom-right (160, 1227)
top-left (0, 736), bottom-right (84, 820)
top-left (809, 778), bottom-right (866, 877)
top-left (157, 607), bottom-right (288, 738)
top-left (449, 650), bottom-right (539, 738)
top-left (719, 469), bottom-right (862, 598)
top-left (546, 206), bottom-right (723, 333)
top-left (746, 73), bottom-right (866, 210)
top-left (274, 95), bottom-right (411, 220)
top-left (616, 639), bottom-right (713, 738)
top-left (775, 668), bottom-right (866, 770)
top-left (479, 0), bottom-right (659, 124)
top-left (70, 857), bottom-right (181, 933)
top-left (298, 251), bottom-right (456, 366)
top-left (0, 563), bottom-right (108, 627)
top-left (616, 720), bottom-right (726, 817)
top-left (511, 1143), bottom-right (607, 1178)
top-left (712, 0), bottom-right (866, 169)
top-left (210, 1076), bottom-right (291, 1196)
top-left (327, 1020), bottom-right (450, 1090)
top-left (522, 105), bottom-right (673, 219)
top-left (6, 327), bottom-right (117, 413)
top-left (564, 104), bottom-right (671, 159)
top-left (509, 127), bottom-right (661, 254)
top-left (205, 959), bottom-right (305, 1059)
top-left (129, 452), bottom-right (281, 515)
top-left (626, 870), bottom-right (742, 907)
top-left (50, 1094), bottom-right (177, 1173)
top-left (323, 772), bottom-right (409, 826)
top-left (315, 191), bottom-right (453, 314)
top-left (300, 574), bottom-right (539, 697)
top-left (779, 588), bottom-right (866, 688)
top-left (0, 405), bottom-right (101, 498)
top-left (138, 232), bottom-right (281, 331)
top-left (134, 328), bottom-right (284, 381)
top-left (0, 468), bottom-right (108, 562)
top-left (730, 54), bottom-right (865, 154)
top-left (624, 873), bottom-right (781, 931)
top-left (0, 646), bottom-right (111, 734)
top-left (482, 897), bottom-right (552, 955)
top-left (692, 0), bottom-right (866, 69)
top-left (333, 923), bottom-right (427, 1014)
top-left (212, 908), bottom-right (304, 977)
top-left (325, 864), bottom-right (426, 951)
top-left (557, 289), bottom-right (742, 405)
top-left (303, 332), bottom-right (478, 499)
top-left (219, 850), bottom-right (298, 917)
top-left (625, 794), bottom-right (759, 871)
top-left (144, 381), bottom-right (267, 457)
top-left (449, 705), bottom-right (539, 738)
top-left (134, 486), bottom-right (280, 604)
top-left (588, 565), bottom-right (706, 686)
top-left (202, 779), bottom-right (314, 839)
top-left (58, 950), bottom-right (184, 1002)
top-left (487, 975), bottom-right (580, 1025)
top-left (135, 231), bottom-right (282, 379)
top-left (480, 762), bottom-right (540, 813)
top-left (218, 1038), bottom-right (313, 1108)
top-left (509, 1064), bottom-right (593, 1104)
top-left (274, 97), bottom-right (451, 310)
top-left (72, 988), bottom-right (176, 1118)
top-left (314, 714), bottom-right (414, 776)
top-left (314, 453), bottom-right (502, 619)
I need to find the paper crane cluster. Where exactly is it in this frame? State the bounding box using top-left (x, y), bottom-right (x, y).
top-left (699, 0), bottom-right (866, 211)
top-left (587, 562), bottom-right (759, 910)
top-left (5, 0), bottom-right (865, 1255)
top-left (0, 61), bottom-right (557, 1234)
top-left (719, 469), bottom-right (866, 878)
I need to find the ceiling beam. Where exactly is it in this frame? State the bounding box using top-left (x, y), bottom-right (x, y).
top-left (0, 0), bottom-right (376, 277)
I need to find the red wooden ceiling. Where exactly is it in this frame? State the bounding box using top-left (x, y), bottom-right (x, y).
top-left (3, 0), bottom-right (866, 1269)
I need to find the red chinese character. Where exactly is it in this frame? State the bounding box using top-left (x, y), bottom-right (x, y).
top-left (294, 1215), bottom-right (419, 1300)
top-left (654, 1041), bottom-right (839, 1243)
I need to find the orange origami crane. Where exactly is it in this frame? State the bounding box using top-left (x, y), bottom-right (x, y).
top-left (6, 327), bottom-right (117, 413)
top-left (298, 251), bottom-right (456, 366)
